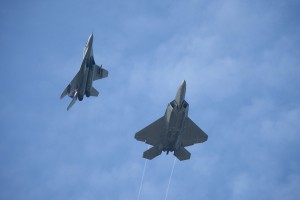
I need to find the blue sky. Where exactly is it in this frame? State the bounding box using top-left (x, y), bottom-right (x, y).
top-left (1, 0), bottom-right (300, 199)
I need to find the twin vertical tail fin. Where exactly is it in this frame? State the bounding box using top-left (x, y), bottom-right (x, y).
top-left (60, 85), bottom-right (70, 99)
top-left (61, 84), bottom-right (77, 110)
top-left (67, 96), bottom-right (77, 110)
top-left (143, 146), bottom-right (162, 160)
top-left (174, 147), bottom-right (191, 161)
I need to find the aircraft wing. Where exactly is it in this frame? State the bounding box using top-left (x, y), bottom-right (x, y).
top-left (135, 117), bottom-right (165, 146)
top-left (181, 117), bottom-right (208, 147)
top-left (60, 71), bottom-right (80, 99)
top-left (93, 64), bottom-right (108, 81)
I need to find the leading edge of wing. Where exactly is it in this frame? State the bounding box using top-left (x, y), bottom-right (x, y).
top-left (134, 116), bottom-right (165, 146)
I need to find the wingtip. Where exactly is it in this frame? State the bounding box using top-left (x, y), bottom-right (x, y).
top-left (134, 134), bottom-right (140, 140)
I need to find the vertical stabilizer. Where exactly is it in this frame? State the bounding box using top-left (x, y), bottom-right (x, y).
top-left (60, 85), bottom-right (70, 99)
top-left (67, 97), bottom-right (77, 110)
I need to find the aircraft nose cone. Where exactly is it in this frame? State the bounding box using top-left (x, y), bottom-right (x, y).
top-left (181, 80), bottom-right (186, 91)
top-left (88, 33), bottom-right (93, 46)
top-left (179, 80), bottom-right (186, 96)
top-left (175, 80), bottom-right (186, 105)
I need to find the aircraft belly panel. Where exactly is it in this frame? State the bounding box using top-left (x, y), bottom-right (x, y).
top-left (85, 67), bottom-right (94, 93)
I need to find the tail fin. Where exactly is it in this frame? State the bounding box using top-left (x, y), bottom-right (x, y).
top-left (143, 146), bottom-right (162, 160)
top-left (90, 87), bottom-right (99, 97)
top-left (174, 147), bottom-right (191, 161)
top-left (60, 85), bottom-right (70, 99)
top-left (67, 96), bottom-right (77, 110)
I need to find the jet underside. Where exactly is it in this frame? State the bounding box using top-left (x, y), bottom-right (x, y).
top-left (134, 81), bottom-right (208, 161)
top-left (60, 34), bottom-right (108, 110)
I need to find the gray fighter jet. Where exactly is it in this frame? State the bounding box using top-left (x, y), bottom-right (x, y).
top-left (60, 34), bottom-right (108, 110)
top-left (135, 81), bottom-right (208, 161)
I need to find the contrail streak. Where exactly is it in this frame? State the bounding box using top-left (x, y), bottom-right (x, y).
top-left (164, 157), bottom-right (176, 200)
top-left (137, 146), bottom-right (149, 200)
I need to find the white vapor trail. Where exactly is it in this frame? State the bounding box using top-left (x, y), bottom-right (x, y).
top-left (164, 157), bottom-right (176, 200)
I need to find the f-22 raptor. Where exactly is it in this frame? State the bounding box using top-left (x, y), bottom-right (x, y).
top-left (135, 81), bottom-right (208, 161)
top-left (60, 34), bottom-right (108, 110)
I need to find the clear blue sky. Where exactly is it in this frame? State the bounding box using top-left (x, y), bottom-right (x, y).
top-left (1, 0), bottom-right (300, 199)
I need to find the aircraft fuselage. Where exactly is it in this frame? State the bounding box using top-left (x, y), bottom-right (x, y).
top-left (60, 33), bottom-right (109, 110)
top-left (162, 81), bottom-right (188, 153)
top-left (163, 101), bottom-right (189, 153)
top-left (78, 43), bottom-right (95, 101)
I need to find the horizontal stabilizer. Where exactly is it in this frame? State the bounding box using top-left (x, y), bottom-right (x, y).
top-left (90, 87), bottom-right (99, 97)
top-left (143, 146), bottom-right (162, 160)
top-left (174, 147), bottom-right (191, 161)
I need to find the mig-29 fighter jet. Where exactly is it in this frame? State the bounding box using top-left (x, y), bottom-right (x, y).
top-left (135, 81), bottom-right (208, 161)
top-left (60, 34), bottom-right (108, 110)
